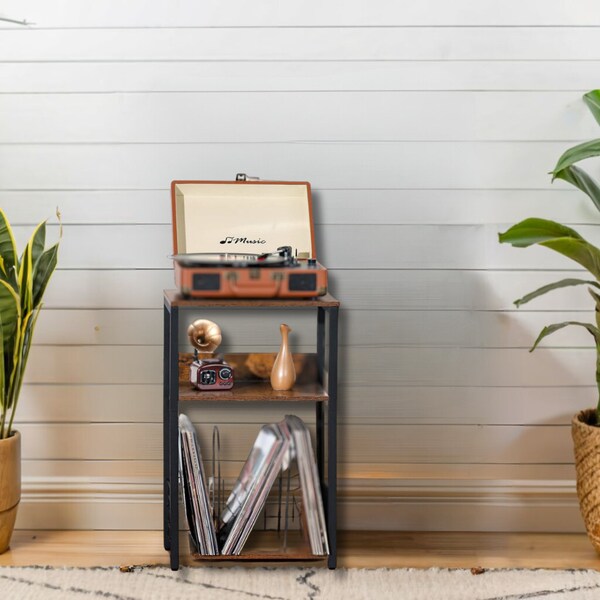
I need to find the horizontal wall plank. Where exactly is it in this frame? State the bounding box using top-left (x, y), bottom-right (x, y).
top-left (33, 308), bottom-right (600, 349)
top-left (3, 61), bottom-right (600, 93)
top-left (0, 92), bottom-right (596, 143)
top-left (331, 270), bottom-right (598, 312)
top-left (24, 345), bottom-right (599, 387)
top-left (2, 189), bottom-right (594, 227)
top-left (0, 142), bottom-right (578, 190)
top-left (19, 460), bottom-right (577, 484)
top-left (38, 269), bottom-right (597, 311)
top-left (3, 0), bottom-right (600, 27)
top-left (3, 1), bottom-right (600, 27)
top-left (3, 28), bottom-right (600, 61)
top-left (15, 422), bottom-right (574, 463)
top-left (12, 223), bottom-right (600, 270)
top-left (14, 383), bottom-right (592, 426)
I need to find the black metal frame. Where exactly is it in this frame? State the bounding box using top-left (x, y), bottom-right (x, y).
top-left (163, 296), bottom-right (339, 571)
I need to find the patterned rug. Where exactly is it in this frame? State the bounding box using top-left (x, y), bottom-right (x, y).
top-left (1, 565), bottom-right (600, 600)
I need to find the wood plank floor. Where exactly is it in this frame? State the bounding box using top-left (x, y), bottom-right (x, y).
top-left (1, 531), bottom-right (600, 570)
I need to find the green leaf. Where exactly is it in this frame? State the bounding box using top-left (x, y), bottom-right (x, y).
top-left (0, 279), bottom-right (20, 346)
top-left (498, 218), bottom-right (583, 247)
top-left (29, 221), bottom-right (46, 270)
top-left (530, 321), bottom-right (599, 352)
top-left (540, 237), bottom-right (600, 279)
top-left (32, 244), bottom-right (58, 308)
top-left (8, 308), bottom-right (37, 413)
top-left (552, 138), bottom-right (600, 177)
top-left (553, 165), bottom-right (600, 214)
top-left (0, 209), bottom-right (17, 286)
top-left (584, 90), bottom-right (600, 127)
top-left (514, 278), bottom-right (600, 307)
top-left (499, 218), bottom-right (600, 279)
top-left (18, 241), bottom-right (33, 314)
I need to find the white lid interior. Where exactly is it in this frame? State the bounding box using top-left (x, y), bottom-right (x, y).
top-left (173, 182), bottom-right (315, 257)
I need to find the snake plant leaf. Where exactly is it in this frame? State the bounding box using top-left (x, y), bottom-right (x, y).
top-left (552, 138), bottom-right (600, 178)
top-left (553, 165), bottom-right (600, 214)
top-left (18, 240), bottom-right (33, 314)
top-left (584, 90), bottom-right (600, 127)
top-left (499, 218), bottom-right (600, 279)
top-left (0, 279), bottom-right (20, 346)
top-left (530, 321), bottom-right (599, 352)
top-left (513, 278), bottom-right (600, 307)
top-left (29, 221), bottom-right (46, 270)
top-left (32, 243), bottom-right (58, 308)
top-left (0, 209), bottom-right (17, 286)
top-left (8, 308), bottom-right (38, 415)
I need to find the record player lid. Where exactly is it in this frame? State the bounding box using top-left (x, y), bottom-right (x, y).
top-left (171, 180), bottom-right (316, 258)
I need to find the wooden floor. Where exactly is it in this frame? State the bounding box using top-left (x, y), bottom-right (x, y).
top-left (1, 530), bottom-right (600, 570)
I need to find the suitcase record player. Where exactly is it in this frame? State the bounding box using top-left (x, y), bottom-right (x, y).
top-left (171, 175), bottom-right (328, 298)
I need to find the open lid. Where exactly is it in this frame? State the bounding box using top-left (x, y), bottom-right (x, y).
top-left (171, 180), bottom-right (316, 258)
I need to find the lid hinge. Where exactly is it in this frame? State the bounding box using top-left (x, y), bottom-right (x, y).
top-left (235, 173), bottom-right (260, 182)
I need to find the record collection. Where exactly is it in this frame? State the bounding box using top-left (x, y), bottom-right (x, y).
top-left (178, 413), bottom-right (329, 556)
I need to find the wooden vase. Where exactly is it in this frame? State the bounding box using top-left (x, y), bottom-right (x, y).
top-left (270, 324), bottom-right (296, 391)
top-left (0, 431), bottom-right (20, 553)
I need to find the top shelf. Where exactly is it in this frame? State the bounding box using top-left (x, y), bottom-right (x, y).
top-left (164, 290), bottom-right (340, 308)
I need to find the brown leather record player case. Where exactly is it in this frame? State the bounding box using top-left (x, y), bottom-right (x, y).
top-left (171, 178), bottom-right (328, 298)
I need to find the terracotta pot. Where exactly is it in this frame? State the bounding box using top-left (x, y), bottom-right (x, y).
top-left (0, 431), bottom-right (20, 553)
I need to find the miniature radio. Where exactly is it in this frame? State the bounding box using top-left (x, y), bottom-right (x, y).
top-left (187, 319), bottom-right (234, 391)
top-left (190, 357), bottom-right (234, 391)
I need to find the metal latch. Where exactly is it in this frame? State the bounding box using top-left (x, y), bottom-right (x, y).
top-left (236, 173), bottom-right (260, 181)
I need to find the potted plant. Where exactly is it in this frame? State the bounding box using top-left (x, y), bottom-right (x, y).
top-left (0, 209), bottom-right (59, 552)
top-left (499, 89), bottom-right (600, 551)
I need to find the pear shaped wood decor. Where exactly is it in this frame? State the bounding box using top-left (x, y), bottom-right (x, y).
top-left (270, 324), bottom-right (296, 391)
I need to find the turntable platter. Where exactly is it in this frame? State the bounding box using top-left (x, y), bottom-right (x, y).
top-left (172, 252), bottom-right (293, 268)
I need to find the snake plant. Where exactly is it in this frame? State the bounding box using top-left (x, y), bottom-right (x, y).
top-left (0, 210), bottom-right (59, 439)
top-left (499, 89), bottom-right (600, 421)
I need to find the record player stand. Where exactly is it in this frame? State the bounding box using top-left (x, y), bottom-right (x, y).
top-left (162, 291), bottom-right (340, 571)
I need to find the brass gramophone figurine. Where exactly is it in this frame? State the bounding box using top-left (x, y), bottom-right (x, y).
top-left (188, 319), bottom-right (234, 391)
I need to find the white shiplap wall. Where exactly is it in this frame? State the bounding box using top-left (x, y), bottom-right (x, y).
top-left (2, 0), bottom-right (600, 532)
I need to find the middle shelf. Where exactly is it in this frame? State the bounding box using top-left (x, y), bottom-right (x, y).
top-left (180, 381), bottom-right (328, 402)
top-left (178, 351), bottom-right (327, 402)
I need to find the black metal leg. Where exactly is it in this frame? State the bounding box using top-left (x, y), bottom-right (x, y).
top-left (163, 305), bottom-right (170, 551)
top-left (327, 307), bottom-right (338, 570)
top-left (316, 307), bottom-right (325, 484)
top-left (169, 306), bottom-right (180, 570)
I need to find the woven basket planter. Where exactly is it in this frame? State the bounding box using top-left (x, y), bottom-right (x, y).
top-left (572, 409), bottom-right (600, 552)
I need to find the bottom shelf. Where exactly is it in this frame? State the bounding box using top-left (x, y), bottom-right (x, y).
top-left (189, 530), bottom-right (327, 562)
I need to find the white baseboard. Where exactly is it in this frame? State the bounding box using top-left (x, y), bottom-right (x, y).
top-left (13, 478), bottom-right (585, 533)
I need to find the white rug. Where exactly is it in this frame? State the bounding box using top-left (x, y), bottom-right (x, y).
top-left (1, 565), bottom-right (600, 600)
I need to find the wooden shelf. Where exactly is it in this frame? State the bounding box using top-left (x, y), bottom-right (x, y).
top-left (164, 289), bottom-right (339, 569)
top-left (189, 531), bottom-right (326, 562)
top-left (164, 289), bottom-right (340, 308)
top-left (191, 552), bottom-right (325, 562)
top-left (179, 380), bottom-right (328, 402)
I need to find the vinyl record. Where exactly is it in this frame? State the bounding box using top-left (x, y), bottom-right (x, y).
top-left (172, 252), bottom-right (292, 268)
